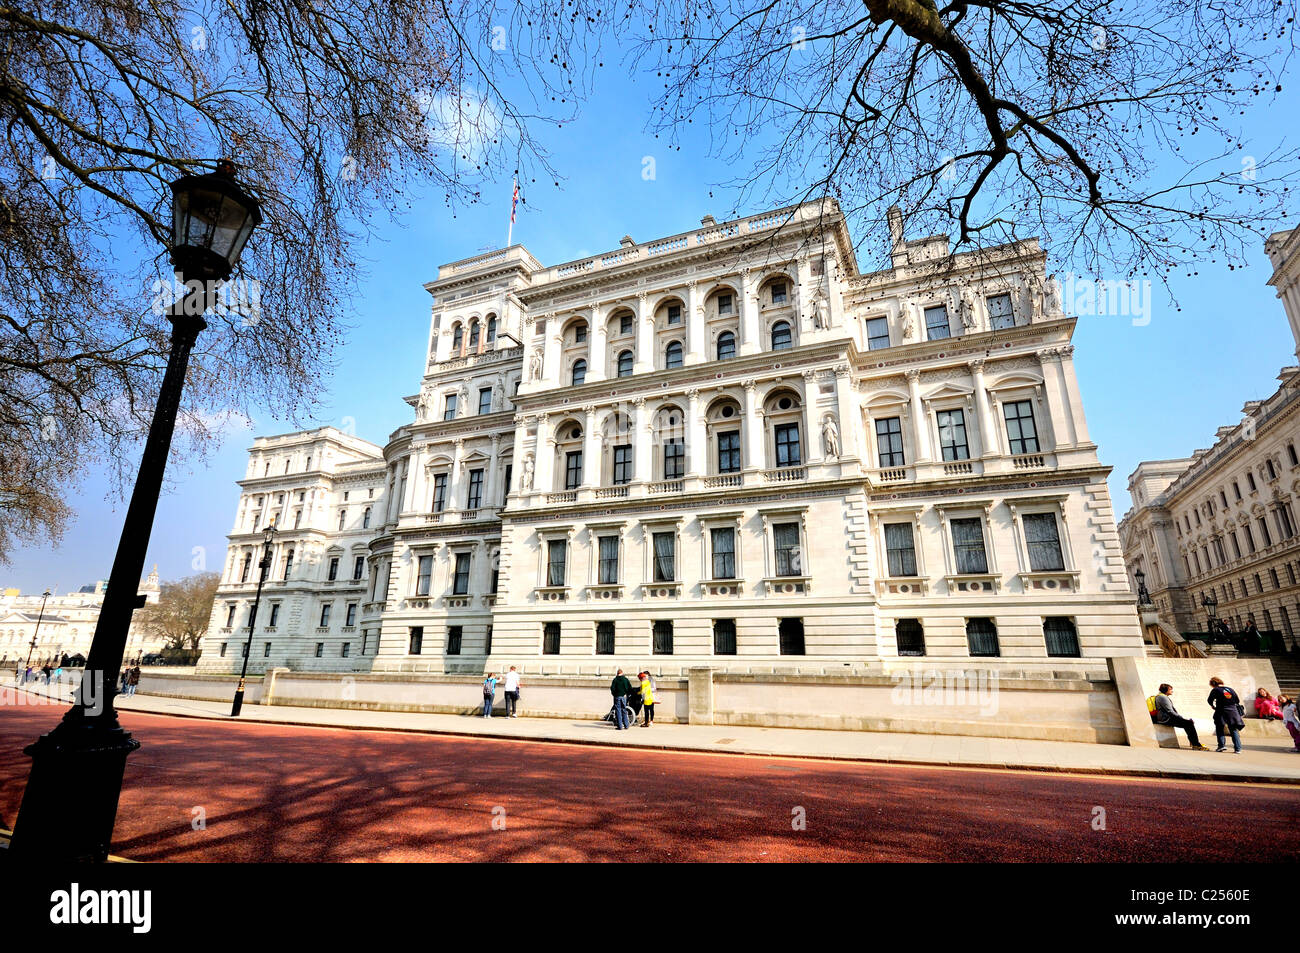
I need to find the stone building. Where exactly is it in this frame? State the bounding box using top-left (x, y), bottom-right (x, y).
top-left (1120, 224), bottom-right (1300, 650)
top-left (198, 200), bottom-right (1143, 677)
top-left (0, 571), bottom-right (163, 667)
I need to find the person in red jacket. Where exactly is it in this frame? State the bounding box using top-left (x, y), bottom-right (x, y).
top-left (1254, 688), bottom-right (1284, 720)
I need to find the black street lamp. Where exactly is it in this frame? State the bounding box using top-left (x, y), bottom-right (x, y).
top-left (1202, 591), bottom-right (1220, 642)
top-left (22, 588), bottom-right (52, 680)
top-left (9, 160), bottom-right (261, 861)
top-left (1134, 568), bottom-right (1151, 605)
top-left (232, 523), bottom-right (277, 716)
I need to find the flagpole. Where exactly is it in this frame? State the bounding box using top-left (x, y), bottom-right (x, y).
top-left (507, 176), bottom-right (517, 248)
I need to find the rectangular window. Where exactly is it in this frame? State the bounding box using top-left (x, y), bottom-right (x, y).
top-left (268, 603), bottom-right (280, 627)
top-left (713, 619), bottom-right (738, 655)
top-left (467, 469), bottom-right (484, 509)
top-left (937, 410), bottom-right (969, 461)
top-left (598, 536), bottom-right (619, 585)
top-left (620, 314), bottom-right (634, 334)
top-left (884, 522), bottom-right (918, 577)
top-left (653, 620), bottom-right (674, 655)
top-left (951, 517), bottom-right (989, 574)
top-left (1233, 481), bottom-right (1242, 500)
top-left (417, 555), bottom-right (433, 595)
top-left (771, 283), bottom-right (787, 305)
top-left (925, 304), bottom-right (951, 340)
top-left (1004, 400), bottom-right (1039, 455)
top-left (446, 625), bottom-right (462, 655)
top-left (543, 622), bottom-right (561, 655)
top-left (547, 540), bottom-right (567, 587)
top-left (1043, 617), bottom-right (1080, 657)
top-left (774, 523), bottom-right (802, 576)
top-left (875, 417), bottom-right (905, 468)
top-left (667, 303), bottom-right (682, 324)
top-left (432, 474), bottom-right (448, 512)
top-left (1248, 473), bottom-right (1257, 492)
top-left (478, 388), bottom-right (493, 415)
top-left (1023, 513), bottom-right (1065, 571)
top-left (613, 444), bottom-right (633, 485)
top-left (485, 625), bottom-right (493, 655)
top-left (866, 316), bottom-right (890, 350)
top-left (774, 423), bottom-right (801, 467)
top-left (653, 532), bottom-right (676, 582)
top-left (353, 556), bottom-right (365, 580)
top-left (718, 431), bottom-right (741, 473)
top-left (663, 439), bottom-right (685, 480)
top-left (502, 465), bottom-right (513, 505)
top-left (1259, 517), bottom-right (1273, 548)
top-left (1280, 506), bottom-right (1296, 539)
top-left (1244, 524), bottom-right (1257, 553)
top-left (779, 618), bottom-right (805, 655)
top-left (443, 394), bottom-right (457, 421)
top-left (225, 604), bottom-right (237, 627)
top-left (264, 642), bottom-right (272, 658)
top-left (896, 619), bottom-right (925, 656)
top-left (966, 618), bottom-right (1000, 657)
top-left (596, 621), bottom-right (616, 655)
top-left (319, 604), bottom-right (331, 627)
top-left (453, 552), bottom-right (471, 594)
top-left (711, 527), bottom-right (737, 579)
top-left (341, 642), bottom-right (350, 658)
top-left (986, 293), bottom-right (1015, 330)
top-left (220, 643), bottom-right (227, 657)
top-left (315, 643), bottom-right (323, 658)
top-left (327, 557), bottom-right (339, 581)
top-left (717, 293), bottom-right (733, 315)
top-left (409, 626), bottom-right (423, 655)
top-left (565, 451), bottom-right (583, 490)
top-left (345, 602), bottom-right (357, 626)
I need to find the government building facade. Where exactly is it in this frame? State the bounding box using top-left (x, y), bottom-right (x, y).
top-left (196, 201), bottom-right (1143, 677)
top-left (1120, 224), bottom-right (1300, 652)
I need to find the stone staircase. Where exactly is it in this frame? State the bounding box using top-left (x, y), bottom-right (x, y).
top-left (1261, 654), bottom-right (1300, 698)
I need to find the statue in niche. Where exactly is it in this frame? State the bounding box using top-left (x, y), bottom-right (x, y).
top-left (416, 392), bottom-right (428, 421)
top-left (1045, 273), bottom-right (1064, 316)
top-left (822, 413), bottom-right (842, 458)
top-left (529, 350), bottom-right (543, 380)
top-left (959, 291), bottom-right (977, 329)
top-left (1026, 272), bottom-right (1045, 321)
top-left (522, 453), bottom-right (535, 491)
top-left (813, 295), bottom-right (831, 330)
top-left (456, 382), bottom-right (469, 416)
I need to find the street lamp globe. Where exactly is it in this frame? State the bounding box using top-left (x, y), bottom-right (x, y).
top-left (262, 522), bottom-right (278, 553)
top-left (168, 159), bottom-right (262, 283)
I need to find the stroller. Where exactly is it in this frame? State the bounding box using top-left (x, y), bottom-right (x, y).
top-left (603, 686), bottom-right (644, 726)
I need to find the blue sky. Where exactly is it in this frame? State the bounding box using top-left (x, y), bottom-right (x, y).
top-left (8, 40), bottom-right (1298, 595)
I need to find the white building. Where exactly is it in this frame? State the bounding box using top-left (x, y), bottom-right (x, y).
top-left (1120, 223), bottom-right (1300, 651)
top-left (0, 570), bottom-right (163, 667)
top-left (198, 201), bottom-right (1143, 677)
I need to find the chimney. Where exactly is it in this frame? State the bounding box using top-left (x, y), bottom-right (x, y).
top-left (887, 205), bottom-right (905, 254)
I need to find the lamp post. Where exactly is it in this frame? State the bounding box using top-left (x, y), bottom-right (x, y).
top-left (1202, 592), bottom-right (1220, 643)
top-left (22, 588), bottom-right (52, 681)
top-left (9, 160), bottom-right (261, 861)
top-left (232, 523), bottom-right (277, 716)
top-left (1134, 568), bottom-right (1151, 605)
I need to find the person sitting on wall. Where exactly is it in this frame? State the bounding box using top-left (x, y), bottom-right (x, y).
top-left (1255, 688), bottom-right (1284, 720)
top-left (1153, 684), bottom-right (1208, 750)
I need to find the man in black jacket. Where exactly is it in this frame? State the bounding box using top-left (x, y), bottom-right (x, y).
top-left (1153, 684), bottom-right (1207, 749)
top-left (610, 669), bottom-right (633, 730)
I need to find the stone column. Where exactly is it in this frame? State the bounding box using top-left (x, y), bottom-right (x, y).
top-left (740, 269), bottom-right (761, 355)
top-left (906, 369), bottom-right (932, 462)
top-left (448, 439), bottom-right (465, 512)
top-left (635, 293), bottom-right (654, 374)
top-left (1056, 345), bottom-right (1091, 445)
top-left (484, 433), bottom-right (501, 506)
top-left (510, 415), bottom-right (528, 500)
top-left (581, 404), bottom-right (600, 487)
top-left (833, 364), bottom-right (859, 461)
top-left (803, 370), bottom-right (823, 468)
top-left (633, 397), bottom-right (653, 484)
top-left (969, 359), bottom-right (998, 458)
top-left (686, 388), bottom-right (705, 476)
top-left (589, 305), bottom-right (608, 381)
top-left (742, 379), bottom-right (764, 471)
top-left (686, 281), bottom-right (706, 365)
top-left (542, 325), bottom-right (562, 386)
top-left (795, 257), bottom-right (813, 333)
top-left (1036, 349), bottom-right (1071, 452)
top-left (535, 415), bottom-right (555, 494)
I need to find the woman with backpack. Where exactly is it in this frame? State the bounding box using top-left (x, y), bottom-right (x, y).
top-left (482, 672), bottom-right (498, 717)
top-left (1207, 676), bottom-right (1245, 753)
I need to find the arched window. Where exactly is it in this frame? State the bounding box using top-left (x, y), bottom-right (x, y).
top-left (617, 350), bottom-right (634, 378)
top-left (665, 341), bottom-right (684, 369)
top-left (571, 359), bottom-right (587, 386)
top-left (469, 320), bottom-right (480, 350)
top-left (771, 321), bottom-right (793, 351)
top-left (716, 331), bottom-right (736, 361)
top-left (451, 324), bottom-right (463, 352)
top-left (486, 316), bottom-right (497, 344)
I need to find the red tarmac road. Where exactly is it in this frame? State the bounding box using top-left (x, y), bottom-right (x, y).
top-left (1, 704), bottom-right (1298, 862)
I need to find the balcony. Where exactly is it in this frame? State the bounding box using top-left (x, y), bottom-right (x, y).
top-left (1011, 453), bottom-right (1047, 470)
top-left (874, 467), bottom-right (910, 484)
top-left (596, 486), bottom-right (629, 500)
top-left (703, 474), bottom-right (742, 489)
top-left (762, 466), bottom-right (806, 483)
top-left (648, 479), bottom-right (684, 495)
top-left (546, 491), bottom-right (578, 504)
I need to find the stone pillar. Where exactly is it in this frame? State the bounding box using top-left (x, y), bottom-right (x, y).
top-left (686, 388), bottom-right (705, 476)
top-left (740, 269), bottom-right (760, 355)
top-left (1108, 656), bottom-right (1159, 749)
top-left (742, 380), bottom-right (764, 471)
top-left (581, 404), bottom-right (600, 487)
top-left (795, 257), bottom-right (813, 334)
top-left (833, 364), bottom-right (859, 461)
top-left (510, 415), bottom-right (528, 500)
top-left (542, 329), bottom-right (562, 387)
top-left (686, 281), bottom-right (705, 365)
top-left (590, 305), bottom-right (608, 381)
top-left (969, 359), bottom-right (998, 458)
top-left (906, 369), bottom-right (932, 462)
top-left (1036, 349), bottom-right (1071, 452)
top-left (484, 433), bottom-right (501, 506)
top-left (688, 666), bottom-right (715, 725)
top-left (448, 439), bottom-right (465, 512)
top-left (635, 293), bottom-right (654, 374)
top-left (535, 416), bottom-right (555, 494)
top-left (803, 370), bottom-right (823, 468)
top-left (1056, 345), bottom-right (1091, 445)
top-left (633, 398), bottom-right (653, 484)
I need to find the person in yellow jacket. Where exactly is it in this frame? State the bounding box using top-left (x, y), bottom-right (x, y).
top-left (638, 670), bottom-right (657, 727)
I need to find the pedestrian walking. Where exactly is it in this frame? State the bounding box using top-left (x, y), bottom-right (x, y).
top-left (482, 672), bottom-right (498, 717)
top-left (120, 668), bottom-right (130, 695)
top-left (610, 668), bottom-right (633, 730)
top-left (42, 664), bottom-right (51, 684)
top-left (126, 665), bottom-right (140, 697)
top-left (1280, 695), bottom-right (1300, 752)
top-left (1151, 684), bottom-right (1207, 749)
top-left (1207, 676), bottom-right (1245, 753)
top-left (639, 670), bottom-right (657, 728)
top-left (24, 665), bottom-right (32, 683)
top-left (503, 666), bottom-right (521, 718)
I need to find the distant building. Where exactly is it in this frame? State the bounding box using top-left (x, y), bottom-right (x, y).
top-left (198, 200), bottom-right (1143, 677)
top-left (1120, 224), bottom-right (1300, 648)
top-left (0, 569), bottom-right (163, 666)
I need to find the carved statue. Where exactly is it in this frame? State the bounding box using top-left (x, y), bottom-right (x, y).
top-left (1045, 273), bottom-right (1064, 316)
top-left (822, 414), bottom-right (842, 458)
top-left (529, 350), bottom-right (543, 380)
top-left (813, 295), bottom-right (831, 331)
top-left (456, 382), bottom-right (469, 416)
top-left (901, 303), bottom-right (916, 341)
top-left (416, 392), bottom-right (428, 421)
top-left (958, 291), bottom-right (976, 330)
top-left (522, 454), bottom-right (535, 491)
top-left (1026, 272), bottom-right (1045, 321)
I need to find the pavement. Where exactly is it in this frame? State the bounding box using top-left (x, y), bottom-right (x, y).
top-left (8, 681), bottom-right (1300, 784)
